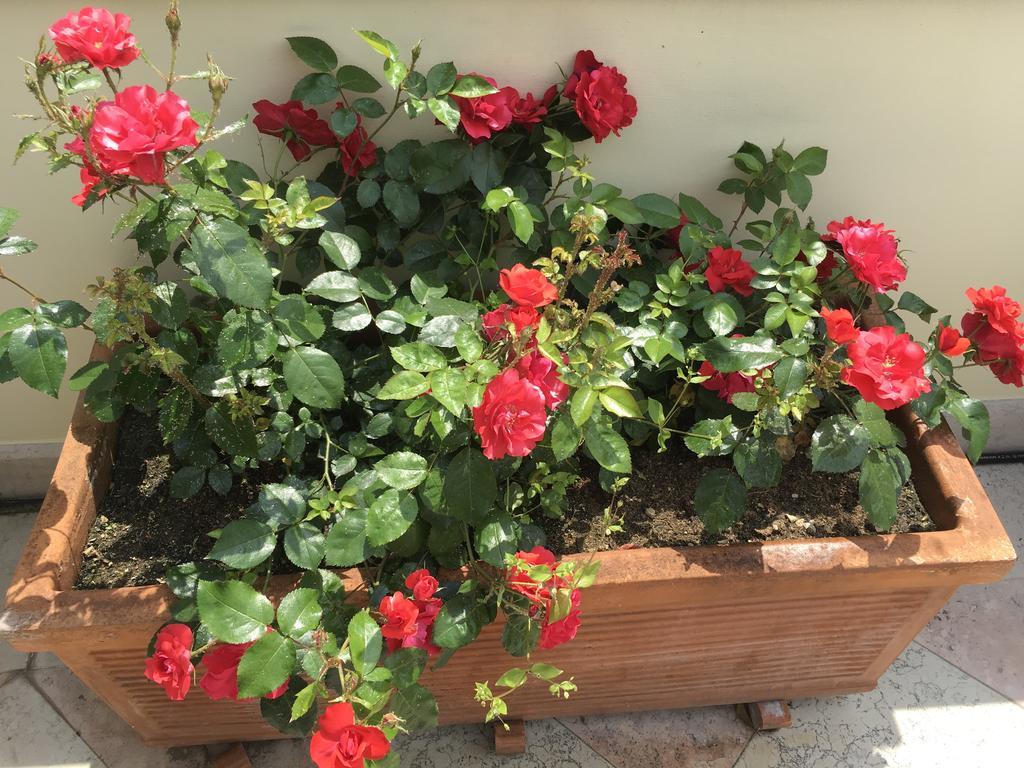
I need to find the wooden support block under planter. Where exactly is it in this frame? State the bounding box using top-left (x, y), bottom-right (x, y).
top-left (0, 343), bottom-right (1017, 748)
top-left (494, 718), bottom-right (526, 754)
top-left (738, 700), bottom-right (792, 730)
top-left (211, 744), bottom-right (252, 768)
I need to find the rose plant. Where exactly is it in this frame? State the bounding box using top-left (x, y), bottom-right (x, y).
top-left (3, 3), bottom-right (1023, 766)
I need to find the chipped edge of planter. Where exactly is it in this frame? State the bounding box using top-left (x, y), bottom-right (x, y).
top-left (1, 343), bottom-right (1017, 645)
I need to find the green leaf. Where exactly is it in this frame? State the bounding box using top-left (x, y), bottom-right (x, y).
top-left (502, 614), bottom-right (539, 657)
top-left (149, 282), bottom-right (188, 329)
top-left (426, 62), bottom-right (458, 94)
top-left (384, 647), bottom-right (427, 688)
top-left (237, 631), bottom-right (296, 699)
top-left (319, 231), bottom-right (361, 269)
top-left (792, 146), bottom-right (828, 176)
top-left (858, 449), bottom-right (901, 530)
top-left (0, 236), bottom-right (37, 257)
top-left (282, 346), bottom-right (344, 409)
top-left (583, 421), bottom-right (632, 473)
top-left (450, 75), bottom-right (499, 97)
top-left (376, 310), bottom-right (406, 334)
top-left (390, 683), bottom-right (438, 731)
top-left (286, 36), bottom-right (338, 71)
top-left (475, 514), bottom-right (516, 567)
top-left (375, 452), bottom-right (428, 491)
top-left (551, 410), bottom-right (582, 461)
top-left (277, 588), bottom-right (322, 638)
top-left (378, 370), bottom-right (430, 399)
top-left (428, 96), bottom-right (461, 131)
top-left (255, 483), bottom-right (307, 529)
top-left (429, 368), bottom-right (466, 415)
top-left (496, 667), bottom-right (527, 688)
top-left (433, 592), bottom-right (485, 648)
top-left (733, 436), bottom-right (782, 488)
top-left (291, 72), bottom-right (338, 104)
top-left (391, 342), bottom-right (446, 372)
top-left (192, 217), bottom-right (272, 309)
top-left (218, 309), bottom-right (277, 368)
top-left (701, 336), bottom-right (783, 373)
top-left (598, 388), bottom-right (642, 419)
top-left (786, 172), bottom-right (812, 209)
top-left (356, 179), bottom-right (381, 208)
top-left (332, 303), bottom-right (372, 331)
top-left (507, 201), bottom-right (534, 244)
top-left (684, 417), bottom-right (739, 457)
top-left (208, 519), bottom-right (276, 569)
top-left (897, 292), bottom-right (937, 322)
top-left (169, 466), bottom-right (205, 499)
top-left (946, 393), bottom-right (990, 463)
top-left (570, 387), bottom-right (598, 426)
top-left (306, 271), bottom-right (360, 303)
top-left (36, 300), bottom-right (89, 329)
top-left (273, 295), bottom-right (325, 344)
top-left (8, 318), bottom-right (66, 397)
top-left (197, 579), bottom-right (275, 643)
top-left (810, 415), bottom-right (871, 473)
top-left (703, 294), bottom-right (743, 335)
top-left (261, 678), bottom-right (317, 735)
top-left (772, 224), bottom-right (801, 266)
top-left (68, 360), bottom-right (108, 392)
top-left (0, 307), bottom-right (30, 334)
top-left (854, 399), bottom-right (900, 447)
top-left (454, 325), bottom-right (483, 363)
top-left (205, 401), bottom-right (259, 457)
top-left (773, 357), bottom-right (808, 398)
top-left (695, 468), bottom-right (747, 533)
top-left (603, 197), bottom-right (644, 225)
top-left (284, 523), bottom-right (326, 570)
top-left (290, 682), bottom-right (319, 724)
top-left (0, 207), bottom-right (17, 238)
top-left (348, 609), bottom-right (382, 675)
top-left (382, 180), bottom-right (420, 226)
top-left (355, 30), bottom-right (399, 59)
top-left (324, 508), bottom-right (370, 566)
top-left (337, 64), bottom-right (382, 93)
top-left (444, 448), bottom-right (497, 524)
top-left (632, 193), bottom-right (680, 228)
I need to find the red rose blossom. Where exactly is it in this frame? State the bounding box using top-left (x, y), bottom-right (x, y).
top-left (961, 286), bottom-right (1024, 386)
top-left (451, 74), bottom-right (515, 141)
top-left (405, 569), bottom-right (439, 603)
top-left (337, 119), bottom-right (377, 177)
top-left (515, 350), bottom-right (569, 410)
top-left (199, 638), bottom-right (288, 702)
top-left (65, 135), bottom-right (107, 207)
top-left (698, 360), bottom-right (758, 404)
top-left (704, 246), bottom-right (755, 297)
top-left (253, 99), bottom-right (335, 162)
top-left (841, 325), bottom-right (931, 410)
top-left (499, 264), bottom-right (557, 307)
top-left (49, 6), bottom-right (139, 70)
top-left (509, 86), bottom-right (556, 126)
top-left (825, 216), bottom-right (905, 293)
top-left (144, 623), bottom-right (193, 701)
top-left (539, 587), bottom-right (582, 650)
top-left (309, 702), bottom-right (390, 768)
top-left (508, 546), bottom-right (558, 602)
top-left (937, 324), bottom-right (970, 357)
top-left (563, 50), bottom-right (602, 98)
top-left (89, 85), bottom-right (198, 183)
top-left (571, 65), bottom-right (637, 143)
top-left (472, 369), bottom-right (548, 460)
top-left (379, 592), bottom-right (419, 641)
top-left (821, 306), bottom-right (858, 344)
top-left (482, 303), bottom-right (540, 343)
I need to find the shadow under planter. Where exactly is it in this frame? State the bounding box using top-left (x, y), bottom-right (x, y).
top-left (0, 344), bottom-right (1016, 748)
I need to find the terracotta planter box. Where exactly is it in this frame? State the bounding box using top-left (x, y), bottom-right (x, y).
top-left (1, 344), bottom-right (1016, 748)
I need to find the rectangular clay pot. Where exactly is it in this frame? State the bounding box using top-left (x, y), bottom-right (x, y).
top-left (1, 343), bottom-right (1016, 747)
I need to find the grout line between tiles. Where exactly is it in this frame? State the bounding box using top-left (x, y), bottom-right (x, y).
top-left (552, 717), bottom-right (633, 768)
top-left (910, 640), bottom-right (1024, 712)
top-left (730, 726), bottom-right (759, 767)
top-left (22, 665), bottom-right (110, 768)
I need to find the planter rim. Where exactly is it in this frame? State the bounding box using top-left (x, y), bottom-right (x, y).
top-left (1, 345), bottom-right (1016, 642)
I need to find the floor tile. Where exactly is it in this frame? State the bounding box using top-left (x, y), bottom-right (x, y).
top-left (31, 665), bottom-right (207, 768)
top-left (975, 463), bottom-right (1024, 578)
top-left (916, 579), bottom-right (1024, 705)
top-left (733, 643), bottom-right (1024, 768)
top-left (0, 512), bottom-right (37, 673)
top-left (246, 718), bottom-right (616, 768)
top-left (558, 706), bottom-right (752, 768)
top-left (0, 673), bottom-right (106, 767)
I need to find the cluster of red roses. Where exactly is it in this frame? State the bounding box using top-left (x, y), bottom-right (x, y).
top-left (252, 100), bottom-right (378, 178)
top-left (377, 568), bottom-right (444, 657)
top-left (959, 287), bottom-right (1024, 386)
top-left (453, 49), bottom-right (636, 144)
top-left (44, 7), bottom-right (199, 205)
top-left (145, 623), bottom-right (287, 702)
top-left (473, 265), bottom-right (568, 460)
top-left (506, 546), bottom-right (582, 649)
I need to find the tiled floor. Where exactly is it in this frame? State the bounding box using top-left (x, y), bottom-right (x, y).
top-left (1, 464), bottom-right (1021, 768)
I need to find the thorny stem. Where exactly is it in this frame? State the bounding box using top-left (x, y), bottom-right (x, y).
top-left (102, 68), bottom-right (119, 96)
top-left (0, 267), bottom-right (47, 305)
top-left (728, 198), bottom-right (749, 238)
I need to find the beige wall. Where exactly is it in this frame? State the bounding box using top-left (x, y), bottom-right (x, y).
top-left (2, 0), bottom-right (1022, 445)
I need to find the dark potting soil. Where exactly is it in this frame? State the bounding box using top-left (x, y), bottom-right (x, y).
top-left (541, 448), bottom-right (934, 555)
top-left (75, 408), bottom-right (270, 590)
